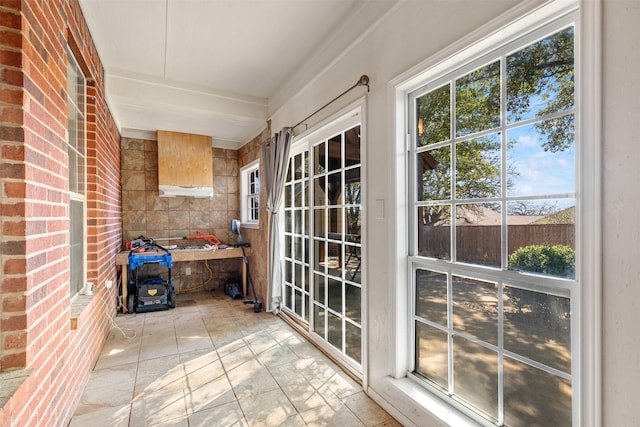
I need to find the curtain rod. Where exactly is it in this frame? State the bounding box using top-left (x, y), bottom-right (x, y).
top-left (291, 75), bottom-right (370, 131)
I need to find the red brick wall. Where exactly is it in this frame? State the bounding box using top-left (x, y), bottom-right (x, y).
top-left (0, 0), bottom-right (121, 426)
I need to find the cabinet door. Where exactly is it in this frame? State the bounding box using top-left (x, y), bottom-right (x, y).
top-left (157, 130), bottom-right (213, 187)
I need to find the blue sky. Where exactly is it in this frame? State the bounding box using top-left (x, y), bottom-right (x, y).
top-left (507, 123), bottom-right (575, 199)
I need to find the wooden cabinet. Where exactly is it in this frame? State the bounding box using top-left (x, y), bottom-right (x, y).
top-left (157, 130), bottom-right (213, 188)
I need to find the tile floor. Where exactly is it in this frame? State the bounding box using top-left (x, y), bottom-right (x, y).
top-left (69, 291), bottom-right (400, 427)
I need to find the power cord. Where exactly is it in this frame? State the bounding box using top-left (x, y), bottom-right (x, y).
top-left (175, 259), bottom-right (213, 294)
top-left (110, 288), bottom-right (136, 339)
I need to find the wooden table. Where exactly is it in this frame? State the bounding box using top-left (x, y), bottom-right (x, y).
top-left (116, 247), bottom-right (249, 312)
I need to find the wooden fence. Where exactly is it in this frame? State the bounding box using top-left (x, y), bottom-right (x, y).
top-left (419, 224), bottom-right (575, 266)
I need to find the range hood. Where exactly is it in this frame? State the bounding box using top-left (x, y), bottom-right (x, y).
top-left (159, 185), bottom-right (213, 198)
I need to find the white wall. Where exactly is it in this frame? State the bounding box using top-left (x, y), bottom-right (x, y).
top-left (602, 0), bottom-right (640, 425)
top-left (270, 0), bottom-right (636, 425)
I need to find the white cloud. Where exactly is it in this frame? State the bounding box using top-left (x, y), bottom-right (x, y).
top-left (518, 134), bottom-right (539, 147)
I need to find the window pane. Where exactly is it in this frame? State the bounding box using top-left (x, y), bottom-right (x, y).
top-left (345, 321), bottom-right (361, 363)
top-left (314, 176), bottom-right (325, 206)
top-left (417, 146), bottom-right (451, 201)
top-left (314, 273), bottom-right (325, 304)
top-left (294, 153), bottom-right (302, 180)
top-left (285, 261), bottom-right (292, 283)
top-left (344, 168), bottom-right (360, 204)
top-left (250, 196), bottom-right (258, 221)
top-left (507, 26), bottom-right (574, 124)
top-left (302, 151), bottom-right (309, 178)
top-left (507, 118), bottom-right (575, 198)
top-left (304, 294), bottom-right (310, 323)
top-left (345, 243), bottom-right (361, 284)
top-left (327, 277), bottom-right (342, 313)
top-left (293, 182), bottom-right (302, 208)
top-left (76, 72), bottom-right (85, 125)
top-left (327, 242), bottom-right (343, 278)
top-left (455, 134), bottom-right (501, 200)
top-left (314, 304), bottom-right (325, 338)
top-left (303, 180), bottom-right (309, 208)
top-left (68, 148), bottom-right (77, 193)
top-left (328, 207), bottom-right (342, 235)
top-left (294, 260), bottom-right (302, 285)
top-left (417, 205), bottom-right (451, 259)
top-left (294, 209), bottom-right (302, 234)
top-left (456, 61), bottom-right (501, 137)
top-left (285, 183), bottom-right (292, 208)
top-left (504, 357), bottom-right (572, 427)
top-left (67, 61), bottom-right (77, 105)
top-left (455, 203), bottom-right (501, 268)
top-left (346, 207), bottom-right (360, 236)
top-left (77, 114), bottom-right (86, 158)
top-left (313, 239), bottom-right (324, 271)
top-left (67, 108), bottom-right (77, 151)
top-left (295, 290), bottom-right (302, 317)
top-left (313, 209), bottom-right (325, 237)
top-left (327, 172), bottom-right (342, 205)
top-left (416, 84), bottom-right (450, 146)
top-left (416, 269), bottom-right (447, 326)
top-left (314, 142), bottom-right (325, 174)
top-left (303, 263), bottom-right (309, 291)
top-left (345, 125), bottom-right (360, 167)
top-left (77, 153), bottom-right (85, 195)
top-left (453, 338), bottom-right (498, 422)
top-left (415, 322), bottom-right (448, 391)
top-left (328, 311), bottom-right (342, 351)
top-left (284, 210), bottom-right (292, 233)
top-left (328, 134), bottom-right (342, 171)
top-left (284, 284), bottom-right (292, 309)
top-left (285, 235), bottom-right (292, 258)
top-left (70, 199), bottom-right (84, 296)
top-left (452, 276), bottom-right (498, 345)
top-left (345, 284), bottom-right (361, 324)
top-left (507, 199), bottom-right (575, 278)
top-left (503, 285), bottom-right (571, 373)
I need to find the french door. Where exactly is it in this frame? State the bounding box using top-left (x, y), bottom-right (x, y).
top-left (282, 107), bottom-right (364, 374)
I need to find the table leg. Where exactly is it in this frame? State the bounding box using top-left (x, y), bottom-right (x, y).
top-left (122, 267), bottom-right (128, 313)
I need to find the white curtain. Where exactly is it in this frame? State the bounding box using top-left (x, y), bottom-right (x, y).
top-left (262, 127), bottom-right (293, 312)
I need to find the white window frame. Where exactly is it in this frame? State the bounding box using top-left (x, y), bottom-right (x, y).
top-left (240, 159), bottom-right (260, 228)
top-left (389, 1), bottom-right (601, 426)
top-left (67, 47), bottom-right (87, 298)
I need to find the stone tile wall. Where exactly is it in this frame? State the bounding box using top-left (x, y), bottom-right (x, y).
top-left (238, 125), bottom-right (271, 304)
top-left (121, 137), bottom-right (242, 292)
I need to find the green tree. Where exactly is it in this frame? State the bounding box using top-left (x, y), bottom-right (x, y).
top-left (507, 26), bottom-right (574, 152)
top-left (417, 26), bottom-right (574, 225)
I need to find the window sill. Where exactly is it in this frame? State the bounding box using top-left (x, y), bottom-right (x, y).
top-left (70, 293), bottom-right (97, 330)
top-left (0, 369), bottom-right (31, 408)
top-left (379, 376), bottom-right (482, 427)
top-left (241, 222), bottom-right (259, 230)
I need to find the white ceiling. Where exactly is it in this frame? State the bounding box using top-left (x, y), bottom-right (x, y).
top-left (78, 0), bottom-right (394, 148)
